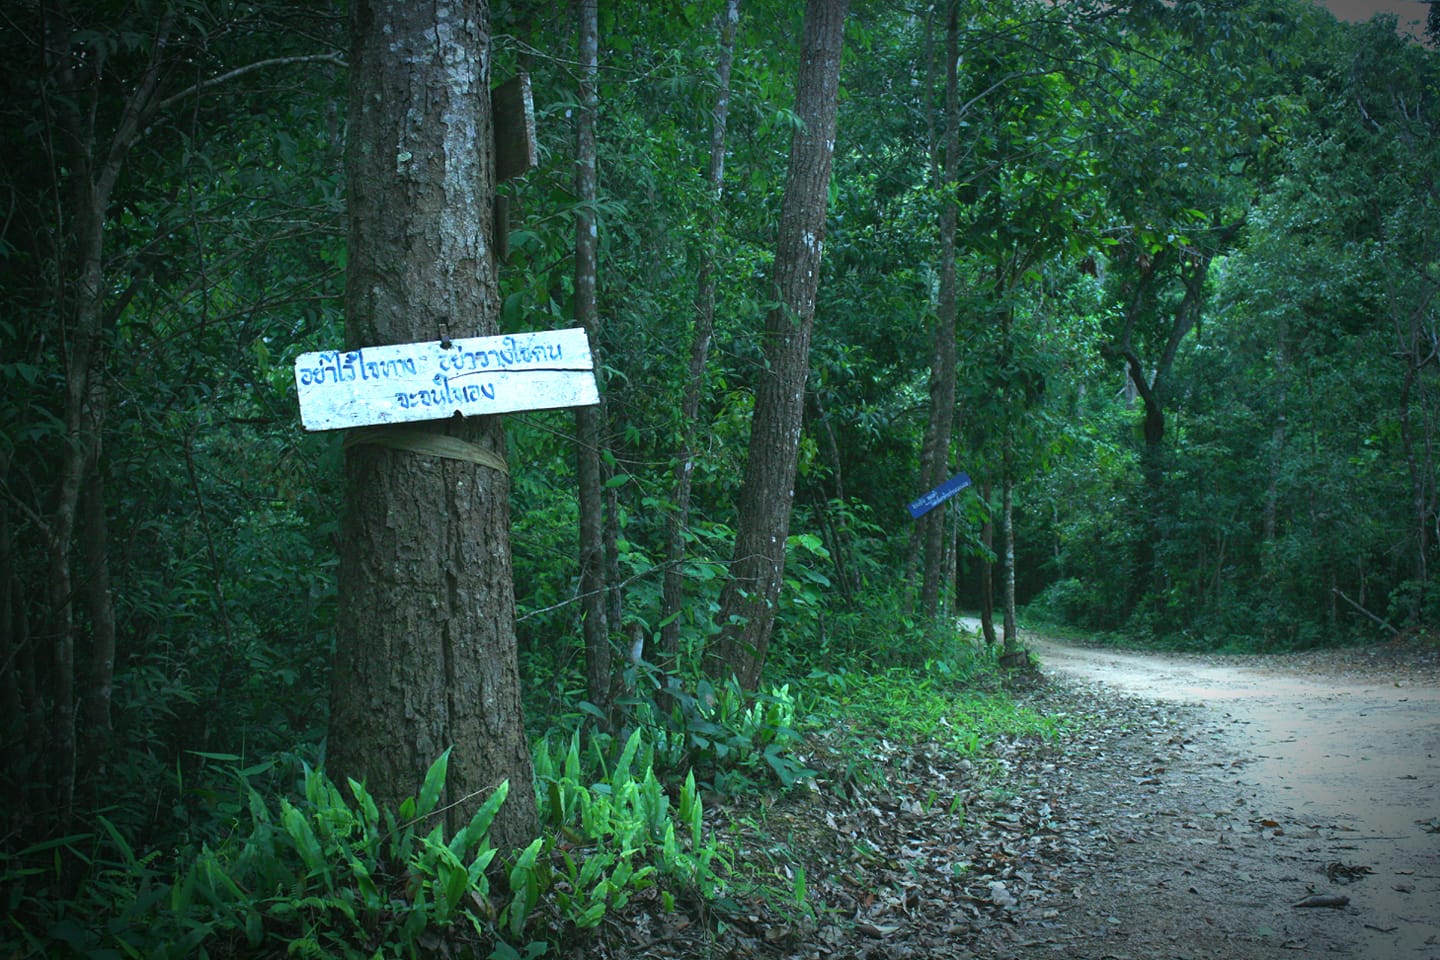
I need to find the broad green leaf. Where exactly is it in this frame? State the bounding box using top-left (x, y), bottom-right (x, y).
top-left (451, 779), bottom-right (510, 857)
top-left (417, 747), bottom-right (452, 819)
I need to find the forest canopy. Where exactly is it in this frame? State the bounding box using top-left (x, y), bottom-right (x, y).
top-left (1, 0), bottom-right (1436, 955)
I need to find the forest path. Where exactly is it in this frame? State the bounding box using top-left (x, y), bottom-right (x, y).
top-left (1020, 632), bottom-right (1440, 959)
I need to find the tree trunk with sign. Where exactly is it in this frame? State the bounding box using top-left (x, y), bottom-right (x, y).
top-left (709, 0), bottom-right (847, 689)
top-left (328, 0), bottom-right (537, 852)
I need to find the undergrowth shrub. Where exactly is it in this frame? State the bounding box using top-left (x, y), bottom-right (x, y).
top-left (2, 751), bottom-right (510, 958)
top-left (531, 730), bottom-right (724, 929)
top-left (1, 742), bottom-right (727, 959)
top-left (801, 652), bottom-right (1061, 772)
top-left (773, 583), bottom-right (969, 675)
top-left (611, 675), bottom-right (817, 794)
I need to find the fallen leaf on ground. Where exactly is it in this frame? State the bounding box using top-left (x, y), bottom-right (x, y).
top-left (856, 922), bottom-right (901, 938)
top-left (1323, 861), bottom-right (1372, 883)
top-left (1292, 893), bottom-right (1350, 909)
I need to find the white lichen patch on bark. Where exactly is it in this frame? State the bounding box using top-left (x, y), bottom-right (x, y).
top-left (430, 2), bottom-right (488, 278)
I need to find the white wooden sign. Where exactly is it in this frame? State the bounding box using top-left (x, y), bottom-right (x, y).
top-left (295, 327), bottom-right (599, 432)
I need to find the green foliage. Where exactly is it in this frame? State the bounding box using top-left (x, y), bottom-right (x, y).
top-left (6, 4), bottom-right (1440, 955)
top-left (608, 677), bottom-right (816, 795)
top-left (807, 657), bottom-right (1062, 764)
top-left (2, 744), bottom-right (733, 959)
top-left (1025, 7), bottom-right (1440, 648)
top-left (532, 730), bottom-right (725, 915)
top-left (780, 582), bottom-right (966, 676)
top-left (2, 753), bottom-right (504, 958)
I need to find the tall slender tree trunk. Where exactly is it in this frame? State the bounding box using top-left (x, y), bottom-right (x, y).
top-left (919, 0), bottom-right (961, 619)
top-left (1001, 466), bottom-right (1019, 654)
top-left (998, 297), bottom-right (1022, 663)
top-left (710, 0), bottom-right (847, 689)
top-left (40, 7), bottom-right (157, 821)
top-left (21, 3), bottom-right (336, 839)
top-left (1262, 326), bottom-right (1288, 552)
top-left (78, 462), bottom-right (116, 795)
top-left (946, 502), bottom-right (959, 617)
top-left (903, 520), bottom-right (923, 615)
top-left (573, 0), bottom-right (614, 714)
top-left (978, 479), bottom-right (997, 645)
top-left (1397, 319), bottom-right (1437, 621)
top-left (811, 393), bottom-right (855, 601)
top-left (661, 0), bottom-right (740, 670)
top-left (328, 0), bottom-right (537, 853)
top-left (0, 451), bottom-right (27, 816)
top-left (1116, 237), bottom-right (1229, 609)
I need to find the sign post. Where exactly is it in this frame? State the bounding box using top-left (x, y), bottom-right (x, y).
top-left (294, 327), bottom-right (598, 432)
top-left (906, 471), bottom-right (971, 520)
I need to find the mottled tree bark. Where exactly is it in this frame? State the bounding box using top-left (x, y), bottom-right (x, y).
top-left (710, 0), bottom-right (847, 689)
top-left (329, 0), bottom-right (537, 853)
top-left (978, 479), bottom-right (997, 646)
top-left (1001, 466), bottom-right (1019, 655)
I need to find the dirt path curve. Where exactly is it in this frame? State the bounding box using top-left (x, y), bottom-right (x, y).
top-left (1021, 633), bottom-right (1440, 959)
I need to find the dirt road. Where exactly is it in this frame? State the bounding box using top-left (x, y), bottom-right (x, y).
top-left (1025, 634), bottom-right (1440, 959)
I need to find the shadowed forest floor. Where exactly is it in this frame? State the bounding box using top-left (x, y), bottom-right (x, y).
top-left (584, 635), bottom-right (1440, 959)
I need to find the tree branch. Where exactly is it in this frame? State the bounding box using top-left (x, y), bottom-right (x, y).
top-left (153, 52), bottom-right (347, 115)
top-left (99, 13), bottom-right (178, 201)
top-left (1332, 588), bottom-right (1399, 636)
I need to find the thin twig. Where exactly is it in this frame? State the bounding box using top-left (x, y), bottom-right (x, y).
top-left (154, 53), bottom-right (347, 114)
top-left (517, 558), bottom-right (726, 622)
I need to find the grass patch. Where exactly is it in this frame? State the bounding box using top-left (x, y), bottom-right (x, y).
top-left (698, 644), bottom-right (1076, 953)
top-left (802, 656), bottom-right (1065, 766)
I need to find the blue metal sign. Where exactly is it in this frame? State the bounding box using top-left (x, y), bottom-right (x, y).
top-left (906, 471), bottom-right (971, 519)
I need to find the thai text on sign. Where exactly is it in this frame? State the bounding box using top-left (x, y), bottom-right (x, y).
top-left (906, 471), bottom-right (972, 519)
top-left (295, 327), bottom-right (598, 431)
